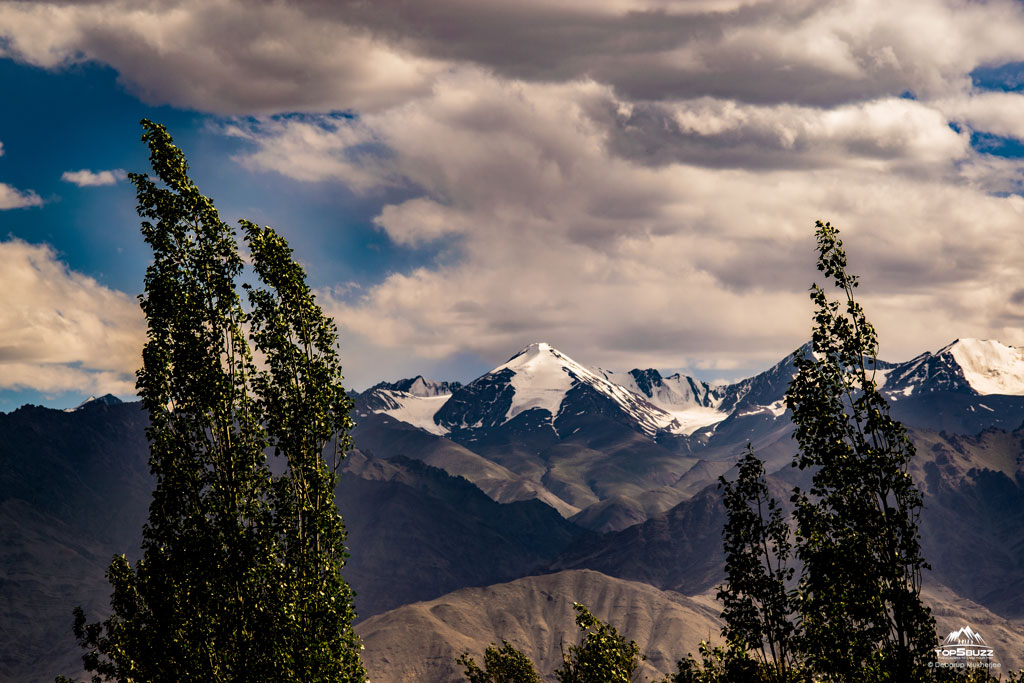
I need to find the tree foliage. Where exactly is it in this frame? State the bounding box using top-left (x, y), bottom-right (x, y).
top-left (458, 641), bottom-right (543, 683)
top-left (678, 220), bottom-right (1024, 683)
top-left (670, 640), bottom-right (761, 683)
top-left (784, 220), bottom-right (935, 681)
top-left (59, 120), bottom-right (364, 682)
top-left (554, 603), bottom-right (643, 683)
top-left (717, 446), bottom-right (800, 683)
top-left (459, 603), bottom-right (643, 683)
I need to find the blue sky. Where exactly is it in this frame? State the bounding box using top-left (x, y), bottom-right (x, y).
top-left (3, 1), bottom-right (1024, 411)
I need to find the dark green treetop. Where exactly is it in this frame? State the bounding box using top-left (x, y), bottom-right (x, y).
top-left (717, 446), bottom-right (801, 683)
top-left (458, 640), bottom-right (543, 683)
top-left (670, 640), bottom-right (761, 683)
top-left (784, 220), bottom-right (935, 682)
top-left (554, 602), bottom-right (644, 683)
top-left (58, 120), bottom-right (364, 683)
top-left (675, 220), bottom-right (1022, 683)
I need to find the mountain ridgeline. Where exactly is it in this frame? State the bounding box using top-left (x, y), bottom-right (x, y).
top-left (354, 339), bottom-right (1024, 529)
top-left (3, 338), bottom-right (1024, 681)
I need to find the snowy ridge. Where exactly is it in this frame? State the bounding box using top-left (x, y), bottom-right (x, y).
top-left (494, 343), bottom-right (687, 437)
top-left (64, 394), bottom-right (123, 412)
top-left (370, 376), bottom-right (462, 398)
top-left (370, 389), bottom-right (452, 435)
top-left (945, 338), bottom-right (1024, 395)
top-left (494, 343), bottom-right (577, 422)
top-left (594, 368), bottom-right (714, 410)
top-left (883, 338), bottom-right (1024, 397)
top-left (357, 337), bottom-right (1024, 441)
top-left (594, 367), bottom-right (727, 435)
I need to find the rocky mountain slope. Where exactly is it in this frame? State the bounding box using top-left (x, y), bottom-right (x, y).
top-left (351, 339), bottom-right (1024, 533)
top-left (0, 405), bottom-right (592, 681)
top-left (355, 570), bottom-right (1024, 682)
top-left (356, 569), bottom-right (723, 683)
top-left (0, 399), bottom-right (151, 683)
top-left (338, 452), bottom-right (590, 618)
top-left (6, 337), bottom-right (1024, 681)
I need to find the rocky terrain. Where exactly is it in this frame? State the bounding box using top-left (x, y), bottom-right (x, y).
top-left (4, 338), bottom-right (1024, 681)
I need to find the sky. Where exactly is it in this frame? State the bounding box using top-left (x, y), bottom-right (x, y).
top-left (3, 0), bottom-right (1024, 411)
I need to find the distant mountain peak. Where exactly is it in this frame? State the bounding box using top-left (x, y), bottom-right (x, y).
top-left (370, 376), bottom-right (462, 398)
top-left (504, 342), bottom-right (562, 364)
top-left (357, 336), bottom-right (1024, 450)
top-left (66, 394), bottom-right (124, 412)
top-left (941, 338), bottom-right (1024, 396)
top-left (494, 343), bottom-right (589, 423)
top-left (431, 341), bottom-right (691, 439)
top-left (883, 338), bottom-right (1024, 397)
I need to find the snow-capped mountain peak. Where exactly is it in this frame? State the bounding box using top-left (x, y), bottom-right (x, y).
top-left (431, 342), bottom-right (700, 438)
top-left (883, 338), bottom-right (1024, 397)
top-left (942, 338), bottom-right (1024, 396)
top-left (355, 377), bottom-right (459, 435)
top-left (369, 375), bottom-right (462, 398)
top-left (592, 367), bottom-right (727, 435)
top-left (64, 394), bottom-right (124, 412)
top-left (494, 343), bottom-right (586, 422)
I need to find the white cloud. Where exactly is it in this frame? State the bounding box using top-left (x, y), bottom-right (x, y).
top-left (0, 239), bottom-right (144, 394)
top-left (0, 182), bottom-right (42, 209)
top-left (4, 0), bottom-right (1024, 114)
top-left (599, 96), bottom-right (971, 170)
top-left (0, 0), bottom-right (447, 114)
top-left (0, 138), bottom-right (42, 209)
top-left (7, 0), bottom-right (1024, 380)
top-left (937, 91), bottom-right (1024, 141)
top-left (61, 168), bottom-right (127, 187)
top-left (225, 69), bottom-right (1024, 377)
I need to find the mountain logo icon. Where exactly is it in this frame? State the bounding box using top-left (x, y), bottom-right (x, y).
top-left (943, 626), bottom-right (987, 646)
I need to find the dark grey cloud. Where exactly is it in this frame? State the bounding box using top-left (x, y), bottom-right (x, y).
top-left (6, 0), bottom-right (1024, 384)
top-left (5, 0), bottom-right (1024, 114)
top-left (307, 0), bottom-right (1023, 106)
top-left (324, 1), bottom-right (729, 81)
top-left (0, 0), bottom-right (442, 114)
top-left (319, 0), bottom-right (902, 106)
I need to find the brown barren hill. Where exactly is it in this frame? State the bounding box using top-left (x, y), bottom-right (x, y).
top-left (356, 569), bottom-right (722, 683)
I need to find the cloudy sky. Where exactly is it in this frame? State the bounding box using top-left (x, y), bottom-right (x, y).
top-left (2, 0), bottom-right (1024, 410)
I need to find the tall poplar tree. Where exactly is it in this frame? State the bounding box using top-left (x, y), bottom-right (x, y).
top-left (784, 220), bottom-right (935, 682)
top-left (717, 447), bottom-right (799, 683)
top-left (59, 120), bottom-right (364, 682)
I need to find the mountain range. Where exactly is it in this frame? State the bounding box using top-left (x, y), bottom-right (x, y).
top-left (353, 338), bottom-right (1024, 532)
top-left (2, 338), bottom-right (1024, 681)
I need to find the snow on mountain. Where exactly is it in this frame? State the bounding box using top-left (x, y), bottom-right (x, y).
top-left (374, 376), bottom-right (463, 398)
top-left (370, 391), bottom-right (452, 436)
top-left (595, 367), bottom-right (727, 435)
top-left (64, 394), bottom-right (124, 412)
top-left (883, 339), bottom-right (1024, 397)
top-left (711, 343), bottom-right (816, 414)
top-left (946, 339), bottom-right (1024, 395)
top-left (594, 368), bottom-right (713, 410)
top-left (435, 343), bottom-right (704, 438)
top-left (356, 378), bottom-right (459, 436)
top-left (356, 337), bottom-right (1024, 441)
top-left (498, 343), bottom-right (578, 422)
